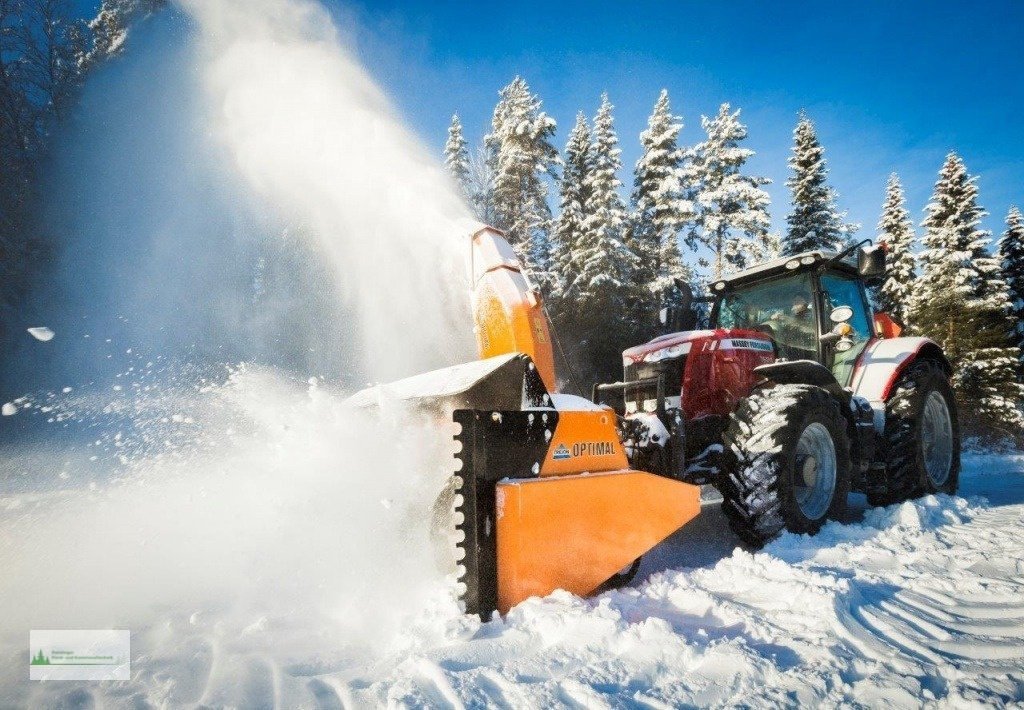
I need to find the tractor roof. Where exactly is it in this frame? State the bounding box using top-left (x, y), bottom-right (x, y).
top-left (710, 250), bottom-right (859, 291)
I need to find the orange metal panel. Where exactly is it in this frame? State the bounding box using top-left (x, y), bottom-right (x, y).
top-left (495, 470), bottom-right (700, 613)
top-left (471, 229), bottom-right (557, 393)
top-left (873, 311), bottom-right (903, 338)
top-left (539, 410), bottom-right (628, 476)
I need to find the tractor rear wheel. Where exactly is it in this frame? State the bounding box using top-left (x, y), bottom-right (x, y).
top-left (721, 384), bottom-right (851, 547)
top-left (868, 359), bottom-right (960, 506)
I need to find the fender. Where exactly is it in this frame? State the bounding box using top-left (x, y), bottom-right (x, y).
top-left (850, 337), bottom-right (950, 404)
top-left (754, 360), bottom-right (844, 396)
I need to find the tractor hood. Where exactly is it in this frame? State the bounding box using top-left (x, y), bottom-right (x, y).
top-left (622, 330), bottom-right (714, 366)
top-left (622, 329), bottom-right (773, 366)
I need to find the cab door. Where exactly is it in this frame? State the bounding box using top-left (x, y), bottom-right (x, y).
top-left (819, 272), bottom-right (873, 386)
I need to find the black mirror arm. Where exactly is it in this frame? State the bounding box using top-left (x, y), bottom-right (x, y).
top-left (821, 238), bottom-right (872, 272)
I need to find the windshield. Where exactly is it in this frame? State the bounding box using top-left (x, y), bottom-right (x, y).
top-left (714, 274), bottom-right (818, 360)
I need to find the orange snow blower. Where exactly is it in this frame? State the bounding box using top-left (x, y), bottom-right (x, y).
top-left (348, 226), bottom-right (701, 617)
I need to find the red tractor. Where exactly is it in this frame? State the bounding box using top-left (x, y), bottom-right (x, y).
top-left (600, 243), bottom-right (960, 547)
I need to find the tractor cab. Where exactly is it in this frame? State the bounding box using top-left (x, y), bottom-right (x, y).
top-left (707, 246), bottom-right (885, 386)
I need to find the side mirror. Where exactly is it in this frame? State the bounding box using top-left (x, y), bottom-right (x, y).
top-left (674, 278), bottom-right (694, 315)
top-left (858, 244), bottom-right (886, 279)
top-left (656, 279), bottom-right (698, 333)
top-left (830, 305), bottom-right (854, 323)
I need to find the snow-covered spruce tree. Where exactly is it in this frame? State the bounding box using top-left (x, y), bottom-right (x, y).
top-left (630, 89), bottom-right (694, 319)
top-left (912, 153), bottom-right (1024, 437)
top-left (686, 103), bottom-right (774, 279)
top-left (484, 77), bottom-right (560, 289)
top-left (550, 112), bottom-right (593, 309)
top-left (567, 94), bottom-right (640, 383)
top-left (872, 173), bottom-right (916, 324)
top-left (443, 114), bottom-right (472, 202)
top-left (782, 113), bottom-right (857, 256)
top-left (998, 205), bottom-right (1024, 373)
top-left (466, 146), bottom-right (496, 225)
top-left (83, 0), bottom-right (165, 70)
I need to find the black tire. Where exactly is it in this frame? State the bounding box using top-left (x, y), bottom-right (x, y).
top-left (721, 384), bottom-right (852, 547)
top-left (868, 359), bottom-right (960, 506)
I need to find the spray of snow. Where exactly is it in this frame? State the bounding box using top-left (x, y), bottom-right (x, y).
top-left (0, 0), bottom-right (482, 687)
top-left (0, 367), bottom-right (463, 655)
top-left (180, 0), bottom-right (476, 383)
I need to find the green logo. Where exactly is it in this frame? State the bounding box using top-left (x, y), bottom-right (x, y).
top-left (29, 630), bottom-right (130, 680)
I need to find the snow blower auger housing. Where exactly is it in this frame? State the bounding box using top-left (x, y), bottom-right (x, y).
top-left (348, 226), bottom-right (701, 618)
top-left (449, 357), bottom-right (698, 616)
top-left (606, 242), bottom-right (960, 549)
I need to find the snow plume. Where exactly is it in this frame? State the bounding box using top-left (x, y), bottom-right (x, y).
top-left (0, 367), bottom-right (466, 682)
top-left (178, 0), bottom-right (475, 382)
top-left (1, 0), bottom-right (483, 693)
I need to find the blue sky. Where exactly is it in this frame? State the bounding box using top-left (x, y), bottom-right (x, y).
top-left (332, 0), bottom-right (1024, 244)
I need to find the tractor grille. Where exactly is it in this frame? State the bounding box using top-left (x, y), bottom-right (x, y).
top-left (624, 356), bottom-right (686, 412)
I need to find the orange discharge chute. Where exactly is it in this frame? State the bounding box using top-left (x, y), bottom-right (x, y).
top-left (471, 227), bottom-right (557, 393)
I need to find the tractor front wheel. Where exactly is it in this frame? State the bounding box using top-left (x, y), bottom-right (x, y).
top-left (721, 384), bottom-right (851, 547)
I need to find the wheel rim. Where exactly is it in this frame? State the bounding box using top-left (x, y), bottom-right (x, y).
top-left (922, 391), bottom-right (953, 487)
top-left (794, 422), bottom-right (837, 521)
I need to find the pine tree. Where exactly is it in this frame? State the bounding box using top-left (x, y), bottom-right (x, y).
top-left (83, 0), bottom-right (165, 70)
top-left (686, 103), bottom-right (774, 279)
top-left (466, 146), bottom-right (496, 225)
top-left (912, 152), bottom-right (1024, 436)
top-left (566, 94), bottom-right (640, 383)
top-left (443, 114), bottom-right (471, 202)
top-left (573, 94), bottom-right (636, 304)
top-left (551, 112), bottom-right (592, 304)
top-left (484, 77), bottom-right (560, 288)
top-left (998, 205), bottom-right (1024, 372)
top-left (873, 174), bottom-right (916, 324)
top-left (630, 89), bottom-right (693, 306)
top-left (782, 113), bottom-right (857, 256)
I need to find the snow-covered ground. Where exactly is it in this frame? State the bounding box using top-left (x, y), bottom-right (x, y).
top-left (2, 385), bottom-right (1022, 710)
top-left (338, 454), bottom-right (1024, 708)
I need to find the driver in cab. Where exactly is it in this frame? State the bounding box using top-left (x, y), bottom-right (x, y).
top-left (769, 292), bottom-right (818, 360)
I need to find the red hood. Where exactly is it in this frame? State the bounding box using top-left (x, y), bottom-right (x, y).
top-left (622, 329), bottom-right (773, 364)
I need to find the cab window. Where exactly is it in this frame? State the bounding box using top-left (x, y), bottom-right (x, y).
top-left (820, 273), bottom-right (871, 385)
top-left (715, 274), bottom-right (818, 361)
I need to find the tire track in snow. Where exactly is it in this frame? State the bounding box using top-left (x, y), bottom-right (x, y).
top-left (833, 501), bottom-right (1024, 672)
